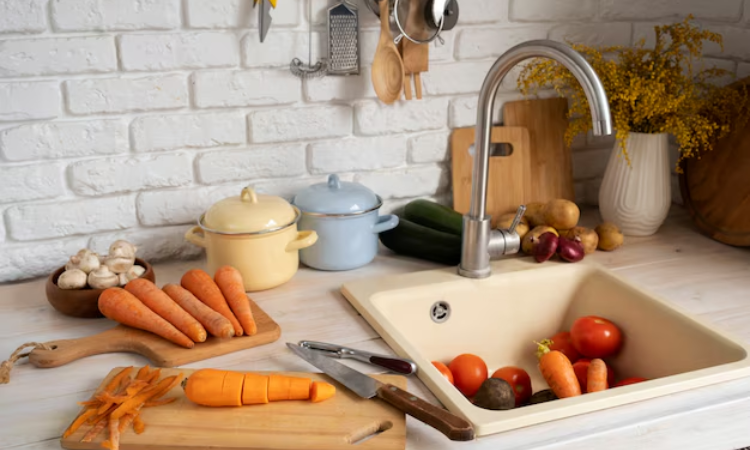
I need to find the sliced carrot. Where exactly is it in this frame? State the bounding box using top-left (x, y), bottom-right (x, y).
top-left (133, 415), bottom-right (146, 434)
top-left (62, 408), bottom-right (97, 438)
top-left (241, 373), bottom-right (269, 405)
top-left (587, 358), bottom-right (609, 393)
top-left (118, 413), bottom-right (134, 433)
top-left (106, 415), bottom-right (120, 450)
top-left (268, 374), bottom-right (292, 401)
top-left (144, 397), bottom-right (176, 407)
top-left (146, 368), bottom-right (162, 384)
top-left (81, 416), bottom-right (108, 443)
top-left (125, 278), bottom-right (207, 343)
top-left (181, 269), bottom-right (243, 337)
top-left (99, 288), bottom-right (194, 349)
top-left (289, 377), bottom-right (312, 401)
top-left (310, 381), bottom-right (336, 403)
top-left (214, 266), bottom-right (257, 336)
top-left (104, 367), bottom-right (134, 393)
top-left (163, 284), bottom-right (235, 339)
top-left (111, 375), bottom-right (179, 420)
top-left (135, 365), bottom-right (151, 381)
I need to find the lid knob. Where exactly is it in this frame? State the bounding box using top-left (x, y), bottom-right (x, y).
top-left (241, 187), bottom-right (259, 204)
top-left (327, 174), bottom-right (342, 190)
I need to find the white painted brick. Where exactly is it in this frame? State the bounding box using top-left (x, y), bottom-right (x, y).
top-left (354, 99), bottom-right (448, 136)
top-left (187, 0), bottom-right (299, 28)
top-left (459, 0), bottom-right (509, 24)
top-left (449, 95), bottom-right (507, 128)
top-left (309, 136), bottom-right (406, 174)
top-left (253, 175), bottom-right (352, 201)
top-left (131, 113), bottom-right (246, 153)
top-left (738, 63), bottom-right (750, 79)
top-left (703, 27), bottom-right (750, 60)
top-left (305, 71), bottom-right (376, 102)
top-left (359, 29), bottom-right (380, 62)
top-left (422, 61), bottom-right (494, 95)
top-left (0, 82), bottom-right (59, 121)
top-left (429, 34), bottom-right (455, 62)
top-left (0, 36), bottom-right (116, 77)
top-left (89, 226), bottom-right (203, 263)
top-left (380, 195), bottom-right (445, 215)
top-left (249, 105), bottom-right (352, 143)
top-left (0, 0), bottom-right (47, 34)
top-left (0, 237), bottom-right (89, 282)
top-left (137, 185), bottom-right (240, 226)
top-left (197, 144), bottom-right (306, 184)
top-left (66, 75), bottom-right (188, 114)
top-left (69, 153), bottom-right (193, 196)
top-left (242, 31), bottom-right (318, 68)
top-left (354, 165), bottom-right (449, 199)
top-left (0, 162), bottom-right (65, 204)
top-left (510, 0), bottom-right (595, 21)
top-left (600, 0), bottom-right (742, 21)
top-left (572, 147), bottom-right (611, 180)
top-left (120, 33), bottom-right (239, 71)
top-left (0, 120), bottom-right (127, 161)
top-left (409, 131), bottom-right (451, 163)
top-left (7, 195), bottom-right (137, 240)
top-left (457, 26), bottom-right (548, 60)
top-left (51, 0), bottom-right (179, 31)
top-left (0, 209), bottom-right (5, 242)
top-left (193, 70), bottom-right (301, 108)
top-left (549, 23), bottom-right (632, 47)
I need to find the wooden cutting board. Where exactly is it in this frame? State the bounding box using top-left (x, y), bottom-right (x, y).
top-left (503, 98), bottom-right (574, 203)
top-left (452, 126), bottom-right (532, 227)
top-left (29, 299), bottom-right (280, 368)
top-left (61, 368), bottom-right (407, 450)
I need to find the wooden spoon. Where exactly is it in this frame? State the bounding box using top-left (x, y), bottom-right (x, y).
top-left (372, 0), bottom-right (404, 104)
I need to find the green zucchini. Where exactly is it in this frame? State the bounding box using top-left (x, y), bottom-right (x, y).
top-left (379, 218), bottom-right (462, 265)
top-left (403, 199), bottom-right (463, 236)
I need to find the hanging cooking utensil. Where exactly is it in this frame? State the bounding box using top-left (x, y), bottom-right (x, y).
top-left (401, 0), bottom-right (429, 99)
top-left (290, 0), bottom-right (326, 78)
top-left (371, 0), bottom-right (404, 104)
top-left (327, 0), bottom-right (360, 76)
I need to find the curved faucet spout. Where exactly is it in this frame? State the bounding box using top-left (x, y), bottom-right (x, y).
top-left (459, 39), bottom-right (612, 279)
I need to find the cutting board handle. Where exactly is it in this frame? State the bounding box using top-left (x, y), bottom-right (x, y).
top-left (28, 328), bottom-right (146, 368)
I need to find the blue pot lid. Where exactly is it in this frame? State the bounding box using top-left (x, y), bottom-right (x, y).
top-left (292, 175), bottom-right (382, 215)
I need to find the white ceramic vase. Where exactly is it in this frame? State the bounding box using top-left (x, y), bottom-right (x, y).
top-left (598, 132), bottom-right (671, 236)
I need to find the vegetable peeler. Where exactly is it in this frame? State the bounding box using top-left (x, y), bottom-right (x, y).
top-left (297, 341), bottom-right (417, 375)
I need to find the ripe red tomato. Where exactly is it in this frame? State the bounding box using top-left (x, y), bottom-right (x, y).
top-left (491, 366), bottom-right (532, 407)
top-left (549, 331), bottom-right (581, 363)
top-left (614, 377), bottom-right (647, 387)
top-left (432, 361), bottom-right (454, 385)
top-left (448, 354), bottom-right (488, 397)
top-left (572, 358), bottom-right (615, 392)
top-left (570, 316), bottom-right (623, 358)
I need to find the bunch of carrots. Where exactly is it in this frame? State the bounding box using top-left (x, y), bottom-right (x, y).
top-left (98, 266), bottom-right (256, 348)
top-left (62, 365), bottom-right (182, 449)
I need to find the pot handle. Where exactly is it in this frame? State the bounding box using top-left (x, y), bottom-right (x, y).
top-left (286, 230), bottom-right (318, 252)
top-left (185, 226), bottom-right (206, 248)
top-left (372, 214), bottom-right (400, 234)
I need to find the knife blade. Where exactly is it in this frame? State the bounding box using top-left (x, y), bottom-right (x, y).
top-left (286, 343), bottom-right (475, 441)
top-left (259, 0), bottom-right (272, 43)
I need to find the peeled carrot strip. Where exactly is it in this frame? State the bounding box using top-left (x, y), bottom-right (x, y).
top-left (214, 266), bottom-right (257, 336)
top-left (144, 397), bottom-right (176, 407)
top-left (146, 368), bottom-right (162, 384)
top-left (111, 375), bottom-right (181, 420)
top-left (163, 284), bottom-right (235, 339)
top-left (135, 365), bottom-right (151, 381)
top-left (133, 415), bottom-right (146, 434)
top-left (105, 415), bottom-right (120, 450)
top-left (104, 367), bottom-right (133, 393)
top-left (310, 381), bottom-right (336, 403)
top-left (181, 270), bottom-right (243, 336)
top-left (62, 408), bottom-right (97, 438)
top-left (81, 416), bottom-right (108, 443)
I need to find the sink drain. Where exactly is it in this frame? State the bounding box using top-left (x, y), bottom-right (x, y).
top-left (430, 301), bottom-right (451, 323)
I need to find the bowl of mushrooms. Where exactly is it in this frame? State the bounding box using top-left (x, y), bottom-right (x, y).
top-left (45, 240), bottom-right (155, 318)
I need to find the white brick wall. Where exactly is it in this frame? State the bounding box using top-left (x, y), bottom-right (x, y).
top-left (1, 0), bottom-right (749, 282)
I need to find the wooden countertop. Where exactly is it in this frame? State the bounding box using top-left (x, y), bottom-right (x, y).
top-left (2, 207), bottom-right (750, 450)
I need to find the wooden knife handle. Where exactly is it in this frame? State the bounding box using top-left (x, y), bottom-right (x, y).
top-left (376, 383), bottom-right (474, 441)
top-left (28, 328), bottom-right (144, 368)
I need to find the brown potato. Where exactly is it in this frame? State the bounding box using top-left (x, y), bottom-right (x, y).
top-left (595, 222), bottom-right (624, 251)
top-left (522, 226), bottom-right (559, 255)
top-left (496, 213), bottom-right (530, 240)
top-left (543, 199), bottom-right (580, 230)
top-left (563, 227), bottom-right (599, 255)
top-left (524, 202), bottom-right (546, 228)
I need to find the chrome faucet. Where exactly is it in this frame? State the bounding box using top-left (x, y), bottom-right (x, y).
top-left (458, 40), bottom-right (613, 279)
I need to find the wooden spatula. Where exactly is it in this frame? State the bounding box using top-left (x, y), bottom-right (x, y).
top-left (401, 0), bottom-right (429, 99)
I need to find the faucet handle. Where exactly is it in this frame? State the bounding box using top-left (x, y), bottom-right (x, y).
top-left (508, 205), bottom-right (527, 234)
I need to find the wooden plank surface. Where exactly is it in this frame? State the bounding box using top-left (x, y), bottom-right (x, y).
top-left (60, 368), bottom-right (407, 450)
top-left (2, 207), bottom-right (750, 450)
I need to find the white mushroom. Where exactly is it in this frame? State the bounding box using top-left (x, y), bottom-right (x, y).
top-left (118, 265), bottom-right (146, 286)
top-left (88, 266), bottom-right (120, 289)
top-left (108, 240), bottom-right (137, 259)
top-left (65, 249), bottom-right (101, 274)
top-left (104, 255), bottom-right (135, 274)
top-left (57, 269), bottom-right (88, 290)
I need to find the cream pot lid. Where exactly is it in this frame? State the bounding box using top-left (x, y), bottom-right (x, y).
top-left (292, 174), bottom-right (382, 215)
top-left (202, 187), bottom-right (298, 234)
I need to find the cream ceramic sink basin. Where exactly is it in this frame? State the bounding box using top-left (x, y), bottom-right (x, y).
top-left (341, 259), bottom-right (750, 437)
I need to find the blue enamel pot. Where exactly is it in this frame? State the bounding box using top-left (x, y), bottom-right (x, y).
top-left (291, 175), bottom-right (399, 271)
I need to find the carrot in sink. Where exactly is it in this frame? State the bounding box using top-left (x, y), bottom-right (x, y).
top-left (586, 358), bottom-right (609, 393)
top-left (535, 339), bottom-right (581, 399)
top-left (163, 284), bottom-right (235, 339)
top-left (181, 269), bottom-right (243, 337)
top-left (214, 266), bottom-right (257, 336)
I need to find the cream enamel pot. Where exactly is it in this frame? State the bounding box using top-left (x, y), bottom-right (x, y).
top-left (185, 187), bottom-right (317, 291)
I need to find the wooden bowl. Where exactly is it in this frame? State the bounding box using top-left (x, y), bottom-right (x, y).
top-left (45, 258), bottom-right (155, 319)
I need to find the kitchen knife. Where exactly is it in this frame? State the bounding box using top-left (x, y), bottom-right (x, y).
top-left (286, 343), bottom-right (475, 441)
top-left (259, 0), bottom-right (272, 42)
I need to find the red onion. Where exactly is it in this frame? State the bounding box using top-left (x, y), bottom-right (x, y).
top-left (557, 236), bottom-right (585, 263)
top-left (534, 232), bottom-right (559, 263)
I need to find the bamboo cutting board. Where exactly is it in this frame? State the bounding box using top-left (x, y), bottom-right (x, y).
top-left (503, 98), bottom-right (574, 203)
top-left (28, 299), bottom-right (280, 368)
top-left (61, 368), bottom-right (408, 450)
top-left (452, 126), bottom-right (532, 227)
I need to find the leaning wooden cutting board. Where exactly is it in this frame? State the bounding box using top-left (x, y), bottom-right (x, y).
top-left (61, 368), bottom-right (407, 450)
top-left (452, 126), bottom-right (532, 227)
top-left (503, 98), bottom-right (574, 203)
top-left (29, 299), bottom-right (280, 368)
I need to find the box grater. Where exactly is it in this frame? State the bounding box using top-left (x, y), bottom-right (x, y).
top-left (327, 1), bottom-right (360, 76)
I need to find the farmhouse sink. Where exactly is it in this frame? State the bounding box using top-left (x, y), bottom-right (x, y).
top-left (341, 259), bottom-right (750, 437)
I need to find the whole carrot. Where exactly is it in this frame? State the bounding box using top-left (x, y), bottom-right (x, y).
top-left (98, 288), bottom-right (194, 349)
top-left (163, 284), bottom-right (235, 339)
top-left (214, 266), bottom-right (257, 336)
top-left (587, 358), bottom-right (609, 393)
top-left (181, 269), bottom-right (243, 336)
top-left (535, 339), bottom-right (581, 399)
top-left (125, 279), bottom-right (207, 343)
